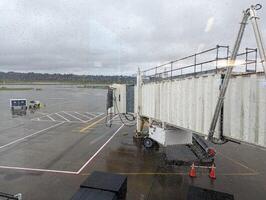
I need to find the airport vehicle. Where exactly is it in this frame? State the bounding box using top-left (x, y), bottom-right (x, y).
top-left (10, 99), bottom-right (27, 111)
top-left (28, 100), bottom-right (41, 109)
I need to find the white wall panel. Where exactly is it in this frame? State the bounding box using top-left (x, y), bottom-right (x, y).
top-left (140, 74), bottom-right (220, 136)
top-left (224, 74), bottom-right (266, 147)
top-left (140, 73), bottom-right (266, 147)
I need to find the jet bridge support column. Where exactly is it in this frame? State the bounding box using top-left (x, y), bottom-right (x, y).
top-left (136, 68), bottom-right (143, 135)
top-left (208, 4), bottom-right (266, 142)
top-left (249, 4), bottom-right (266, 78)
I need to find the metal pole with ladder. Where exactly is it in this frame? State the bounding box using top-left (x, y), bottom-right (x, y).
top-left (208, 4), bottom-right (266, 142)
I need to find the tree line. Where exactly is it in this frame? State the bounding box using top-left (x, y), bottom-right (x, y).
top-left (0, 71), bottom-right (136, 84)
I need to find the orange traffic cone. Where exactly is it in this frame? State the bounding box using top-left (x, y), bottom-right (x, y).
top-left (189, 163), bottom-right (196, 177)
top-left (209, 164), bottom-right (216, 179)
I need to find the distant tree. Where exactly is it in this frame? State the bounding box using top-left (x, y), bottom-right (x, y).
top-left (0, 71), bottom-right (136, 84)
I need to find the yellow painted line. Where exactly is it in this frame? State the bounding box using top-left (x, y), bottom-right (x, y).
top-left (117, 172), bottom-right (187, 175)
top-left (79, 172), bottom-right (259, 176)
top-left (216, 152), bottom-right (258, 174)
top-left (80, 116), bottom-right (106, 132)
top-left (218, 172), bottom-right (259, 176)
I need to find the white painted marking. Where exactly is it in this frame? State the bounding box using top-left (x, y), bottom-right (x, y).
top-left (84, 113), bottom-right (105, 123)
top-left (31, 111), bottom-right (105, 123)
top-left (55, 113), bottom-right (70, 122)
top-left (77, 124), bottom-right (124, 174)
top-left (96, 112), bottom-right (104, 115)
top-left (0, 123), bottom-right (123, 175)
top-left (85, 112), bottom-right (97, 117)
top-left (74, 112), bottom-right (91, 119)
top-left (31, 119), bottom-right (83, 123)
top-left (62, 111), bottom-right (85, 122)
top-left (0, 165), bottom-right (77, 174)
top-left (36, 111), bottom-right (49, 115)
top-left (0, 122), bottom-right (64, 150)
top-left (46, 114), bottom-right (56, 122)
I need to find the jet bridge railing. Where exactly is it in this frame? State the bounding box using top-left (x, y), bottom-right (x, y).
top-left (142, 45), bottom-right (257, 83)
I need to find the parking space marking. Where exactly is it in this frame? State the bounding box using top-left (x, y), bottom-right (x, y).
top-left (32, 119), bottom-right (84, 123)
top-left (55, 113), bottom-right (70, 122)
top-left (85, 112), bottom-right (97, 117)
top-left (0, 165), bottom-right (77, 175)
top-left (77, 124), bottom-right (124, 173)
top-left (62, 111), bottom-right (86, 123)
top-left (0, 123), bottom-right (124, 175)
top-left (0, 122), bottom-right (64, 150)
top-left (74, 112), bottom-right (91, 119)
top-left (47, 114), bottom-right (56, 121)
top-left (31, 111), bottom-right (104, 123)
top-left (35, 111), bottom-right (49, 115)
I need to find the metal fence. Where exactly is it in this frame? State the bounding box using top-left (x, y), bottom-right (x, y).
top-left (142, 45), bottom-right (257, 82)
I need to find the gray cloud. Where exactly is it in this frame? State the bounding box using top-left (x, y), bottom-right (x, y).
top-left (0, 0), bottom-right (265, 75)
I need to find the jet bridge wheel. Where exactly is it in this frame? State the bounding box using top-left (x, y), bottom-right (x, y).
top-left (143, 137), bottom-right (154, 148)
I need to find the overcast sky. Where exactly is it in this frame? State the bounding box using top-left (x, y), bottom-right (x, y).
top-left (0, 0), bottom-right (265, 75)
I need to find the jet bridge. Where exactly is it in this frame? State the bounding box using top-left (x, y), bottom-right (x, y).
top-left (110, 45), bottom-right (265, 148)
top-left (135, 4), bottom-right (266, 148)
top-left (109, 4), bottom-right (266, 149)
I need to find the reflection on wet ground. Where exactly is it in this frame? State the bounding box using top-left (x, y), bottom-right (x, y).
top-left (84, 125), bottom-right (266, 200)
top-left (11, 109), bottom-right (27, 117)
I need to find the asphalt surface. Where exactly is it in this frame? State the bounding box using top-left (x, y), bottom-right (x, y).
top-left (0, 85), bottom-right (266, 200)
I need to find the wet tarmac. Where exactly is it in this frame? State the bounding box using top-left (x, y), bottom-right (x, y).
top-left (0, 85), bottom-right (266, 199)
